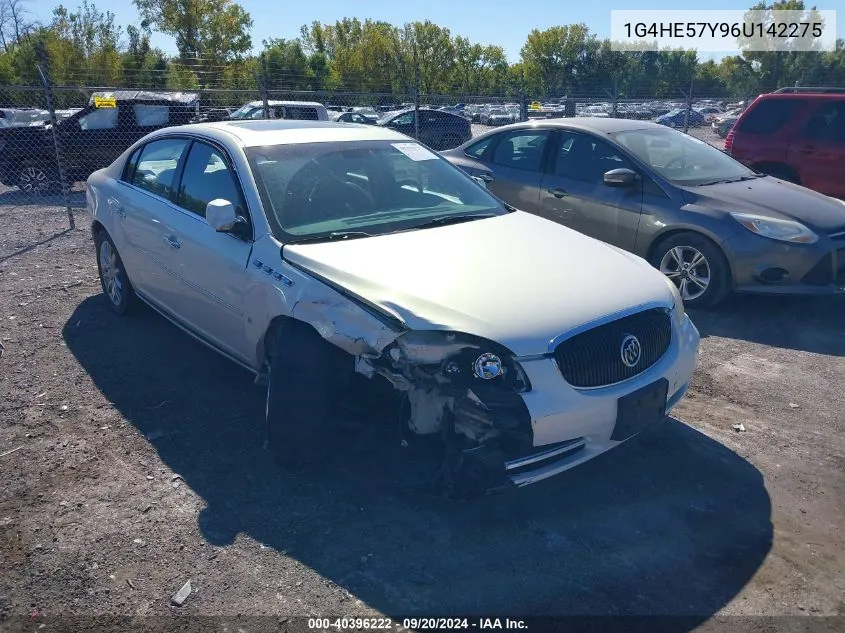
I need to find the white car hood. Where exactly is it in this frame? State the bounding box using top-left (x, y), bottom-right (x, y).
top-left (284, 211), bottom-right (673, 357)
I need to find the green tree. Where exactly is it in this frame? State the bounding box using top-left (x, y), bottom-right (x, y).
top-left (132, 0), bottom-right (252, 75)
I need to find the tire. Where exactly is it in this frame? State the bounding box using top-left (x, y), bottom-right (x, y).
top-left (649, 232), bottom-right (731, 309)
top-left (266, 320), bottom-right (336, 471)
top-left (759, 164), bottom-right (800, 185)
top-left (94, 229), bottom-right (136, 315)
top-left (17, 162), bottom-right (60, 196)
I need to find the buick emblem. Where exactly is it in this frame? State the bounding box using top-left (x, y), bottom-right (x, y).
top-left (620, 335), bottom-right (642, 368)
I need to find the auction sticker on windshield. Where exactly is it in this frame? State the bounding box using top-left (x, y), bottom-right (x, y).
top-left (93, 97), bottom-right (117, 108)
top-left (393, 142), bottom-right (438, 161)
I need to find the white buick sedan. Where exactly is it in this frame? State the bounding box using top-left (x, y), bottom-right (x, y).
top-left (86, 120), bottom-right (700, 496)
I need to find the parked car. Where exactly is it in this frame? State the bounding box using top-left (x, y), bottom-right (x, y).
top-left (712, 113), bottom-right (739, 138)
top-left (694, 105), bottom-right (724, 122)
top-left (229, 100), bottom-right (329, 121)
top-left (726, 87), bottom-right (845, 199)
top-left (0, 91), bottom-right (199, 195)
top-left (655, 109), bottom-right (706, 128)
top-left (333, 111), bottom-right (377, 125)
top-left (349, 106), bottom-right (380, 123)
top-left (377, 107), bottom-right (471, 150)
top-left (481, 107), bottom-right (512, 127)
top-left (442, 118), bottom-right (845, 307)
top-left (86, 119), bottom-right (699, 495)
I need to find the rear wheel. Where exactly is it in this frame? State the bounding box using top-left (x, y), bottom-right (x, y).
top-left (95, 230), bottom-right (136, 315)
top-left (650, 232), bottom-right (731, 309)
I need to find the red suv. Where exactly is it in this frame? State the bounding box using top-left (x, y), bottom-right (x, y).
top-left (726, 87), bottom-right (845, 199)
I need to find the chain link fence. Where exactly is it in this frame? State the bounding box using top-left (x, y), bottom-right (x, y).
top-left (0, 46), bottom-right (800, 228)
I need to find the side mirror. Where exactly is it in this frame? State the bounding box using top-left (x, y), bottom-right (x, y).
top-left (471, 175), bottom-right (488, 188)
top-left (206, 198), bottom-right (241, 232)
top-left (603, 168), bottom-right (638, 187)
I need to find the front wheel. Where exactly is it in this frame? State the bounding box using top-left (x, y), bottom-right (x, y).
top-left (266, 320), bottom-right (337, 471)
top-left (650, 232), bottom-right (731, 309)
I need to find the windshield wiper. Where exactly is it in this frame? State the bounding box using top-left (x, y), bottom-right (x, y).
top-left (408, 213), bottom-right (499, 231)
top-left (698, 174), bottom-right (764, 186)
top-left (286, 231), bottom-right (373, 245)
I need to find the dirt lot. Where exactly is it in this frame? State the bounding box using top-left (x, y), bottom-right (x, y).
top-left (1, 197), bottom-right (844, 632)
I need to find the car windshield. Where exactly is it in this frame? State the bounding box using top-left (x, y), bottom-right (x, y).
top-left (247, 139), bottom-right (507, 243)
top-left (230, 104), bottom-right (261, 119)
top-left (612, 127), bottom-right (756, 186)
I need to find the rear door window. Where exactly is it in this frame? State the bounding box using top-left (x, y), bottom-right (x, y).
top-left (738, 98), bottom-right (806, 134)
top-left (131, 138), bottom-right (188, 199)
top-left (800, 101), bottom-right (845, 142)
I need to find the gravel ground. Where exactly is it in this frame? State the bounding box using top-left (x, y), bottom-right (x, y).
top-left (1, 175), bottom-right (844, 631)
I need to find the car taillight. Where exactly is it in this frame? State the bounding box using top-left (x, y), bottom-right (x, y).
top-left (724, 130), bottom-right (734, 154)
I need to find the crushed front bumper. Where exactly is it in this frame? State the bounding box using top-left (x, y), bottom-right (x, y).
top-left (482, 314), bottom-right (700, 490)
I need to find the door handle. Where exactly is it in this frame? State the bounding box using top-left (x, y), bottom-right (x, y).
top-left (163, 235), bottom-right (181, 249)
top-left (107, 198), bottom-right (125, 218)
top-left (547, 187), bottom-right (567, 198)
top-left (797, 145), bottom-right (815, 154)
top-left (477, 173), bottom-right (495, 183)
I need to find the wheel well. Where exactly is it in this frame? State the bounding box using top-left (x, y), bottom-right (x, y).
top-left (646, 229), bottom-right (734, 285)
top-left (260, 315), bottom-right (353, 369)
top-left (91, 220), bottom-right (106, 239)
top-left (750, 161), bottom-right (801, 183)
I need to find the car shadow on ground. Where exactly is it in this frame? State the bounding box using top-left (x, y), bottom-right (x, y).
top-left (689, 293), bottom-right (845, 356)
top-left (63, 296), bottom-right (773, 622)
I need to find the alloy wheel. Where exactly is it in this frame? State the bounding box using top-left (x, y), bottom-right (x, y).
top-left (659, 245), bottom-right (711, 301)
top-left (19, 166), bottom-right (50, 195)
top-left (99, 240), bottom-right (124, 307)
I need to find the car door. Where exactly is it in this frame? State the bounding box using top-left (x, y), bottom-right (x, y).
top-left (60, 105), bottom-right (122, 179)
top-left (538, 131), bottom-right (643, 250)
top-left (471, 128), bottom-right (551, 214)
top-left (117, 136), bottom-right (191, 300)
top-left (787, 101), bottom-right (845, 199)
top-left (155, 139), bottom-right (254, 363)
top-left (386, 111), bottom-right (416, 140)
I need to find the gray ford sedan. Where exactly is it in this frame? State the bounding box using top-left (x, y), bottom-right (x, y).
top-left (442, 118), bottom-right (845, 307)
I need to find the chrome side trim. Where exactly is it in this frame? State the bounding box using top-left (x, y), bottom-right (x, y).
top-left (504, 438), bottom-right (586, 471)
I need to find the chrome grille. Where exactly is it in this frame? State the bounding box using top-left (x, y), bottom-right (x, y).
top-left (553, 308), bottom-right (672, 388)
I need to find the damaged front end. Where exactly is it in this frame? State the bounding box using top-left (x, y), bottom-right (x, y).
top-left (356, 330), bottom-right (540, 497)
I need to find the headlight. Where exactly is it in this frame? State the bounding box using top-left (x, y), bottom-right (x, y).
top-left (730, 212), bottom-right (818, 244)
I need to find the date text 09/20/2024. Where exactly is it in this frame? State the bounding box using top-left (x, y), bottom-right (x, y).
top-left (307, 618), bottom-right (528, 631)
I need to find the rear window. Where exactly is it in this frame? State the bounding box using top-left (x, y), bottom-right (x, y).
top-left (738, 98), bottom-right (806, 134)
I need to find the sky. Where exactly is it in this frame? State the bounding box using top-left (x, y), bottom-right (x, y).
top-left (28, 0), bottom-right (844, 63)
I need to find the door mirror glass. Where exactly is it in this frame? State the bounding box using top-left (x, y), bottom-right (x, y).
top-left (471, 175), bottom-right (488, 188)
top-left (603, 168), bottom-right (638, 187)
top-left (206, 198), bottom-right (239, 231)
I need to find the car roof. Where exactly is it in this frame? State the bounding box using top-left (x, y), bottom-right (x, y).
top-left (245, 100), bottom-right (326, 108)
top-left (480, 117), bottom-right (670, 135)
top-left (153, 119), bottom-right (408, 147)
